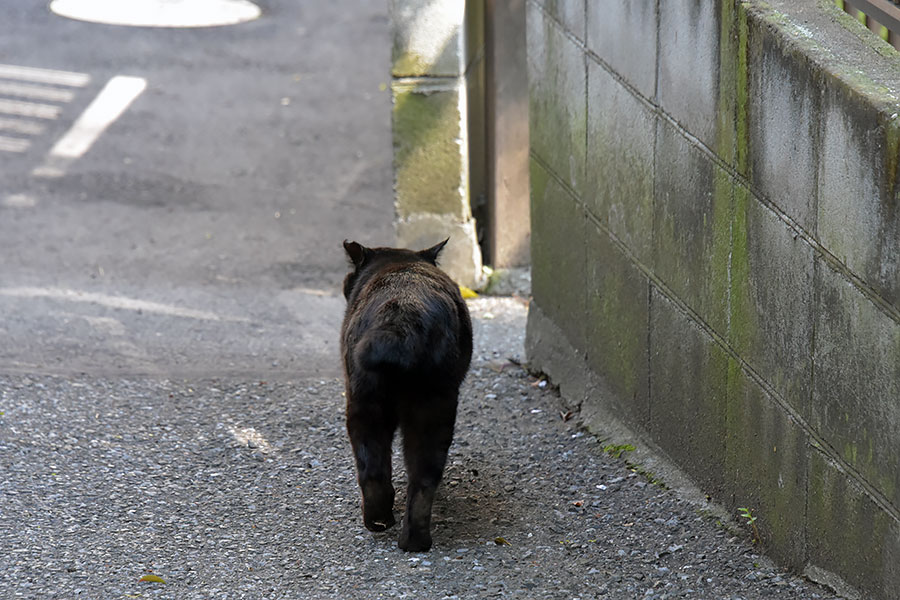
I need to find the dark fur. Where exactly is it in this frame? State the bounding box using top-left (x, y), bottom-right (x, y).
top-left (340, 239), bottom-right (472, 551)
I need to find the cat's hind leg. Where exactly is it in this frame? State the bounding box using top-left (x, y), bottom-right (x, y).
top-left (398, 392), bottom-right (457, 551)
top-left (347, 375), bottom-right (398, 532)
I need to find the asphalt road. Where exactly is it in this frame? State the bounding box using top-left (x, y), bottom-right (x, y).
top-left (0, 0), bottom-right (393, 378)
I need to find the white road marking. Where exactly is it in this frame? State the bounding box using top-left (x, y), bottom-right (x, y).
top-left (0, 63), bottom-right (91, 87)
top-left (31, 75), bottom-right (146, 177)
top-left (0, 81), bottom-right (76, 103)
top-left (0, 117), bottom-right (45, 135)
top-left (0, 135), bottom-right (30, 153)
top-left (49, 0), bottom-right (261, 28)
top-left (0, 65), bottom-right (88, 156)
top-left (2, 193), bottom-right (37, 208)
top-left (47, 75), bottom-right (146, 159)
top-left (0, 98), bottom-right (61, 119)
top-left (0, 286), bottom-right (249, 322)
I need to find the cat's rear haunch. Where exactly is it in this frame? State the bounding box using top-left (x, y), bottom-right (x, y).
top-left (340, 238), bottom-right (472, 551)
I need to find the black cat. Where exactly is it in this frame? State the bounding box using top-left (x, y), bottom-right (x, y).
top-left (340, 239), bottom-right (472, 551)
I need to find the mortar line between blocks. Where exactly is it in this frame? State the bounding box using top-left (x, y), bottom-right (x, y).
top-left (530, 148), bottom-right (900, 527)
top-left (572, 25), bottom-right (900, 328)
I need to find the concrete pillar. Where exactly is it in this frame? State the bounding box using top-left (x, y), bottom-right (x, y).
top-left (485, 0), bottom-right (530, 268)
top-left (390, 0), bottom-right (485, 288)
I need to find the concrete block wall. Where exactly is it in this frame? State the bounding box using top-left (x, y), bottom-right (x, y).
top-left (525, 1), bottom-right (900, 597)
top-left (390, 0), bottom-right (484, 288)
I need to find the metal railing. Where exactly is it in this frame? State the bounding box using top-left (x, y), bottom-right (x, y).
top-left (838, 0), bottom-right (900, 49)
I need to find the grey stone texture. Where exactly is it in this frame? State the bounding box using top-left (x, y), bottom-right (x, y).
top-left (585, 224), bottom-right (649, 427)
top-left (652, 118), bottom-right (731, 337)
top-left (648, 289), bottom-right (729, 499)
top-left (730, 187), bottom-right (816, 417)
top-left (586, 0), bottom-right (657, 99)
top-left (657, 0), bottom-right (721, 151)
top-left (746, 17), bottom-right (822, 232)
top-left (813, 259), bottom-right (900, 511)
top-left (725, 361), bottom-right (809, 570)
top-left (540, 0), bottom-right (585, 41)
top-left (390, 0), bottom-right (464, 77)
top-left (529, 158), bottom-right (586, 351)
top-left (527, 1), bottom-right (586, 194)
top-left (526, 0), bottom-right (900, 597)
top-left (818, 76), bottom-right (900, 308)
top-left (586, 61), bottom-right (655, 265)
top-left (390, 0), bottom-right (484, 288)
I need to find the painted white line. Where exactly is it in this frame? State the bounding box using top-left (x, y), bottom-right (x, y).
top-left (0, 81), bottom-right (75, 103)
top-left (0, 286), bottom-right (249, 322)
top-left (0, 64), bottom-right (90, 87)
top-left (0, 135), bottom-right (31, 152)
top-left (47, 75), bottom-right (146, 159)
top-left (2, 193), bottom-right (37, 208)
top-left (0, 117), bottom-right (46, 135)
top-left (50, 0), bottom-right (261, 28)
top-left (0, 98), bottom-right (61, 119)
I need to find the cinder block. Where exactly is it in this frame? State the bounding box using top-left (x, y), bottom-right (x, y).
top-left (528, 2), bottom-right (587, 194)
top-left (649, 288), bottom-right (729, 498)
top-left (729, 187), bottom-right (815, 418)
top-left (658, 0), bottom-right (721, 152)
top-left (390, 0), bottom-right (464, 77)
top-left (585, 223), bottom-right (649, 427)
top-left (396, 213), bottom-right (482, 288)
top-left (653, 119), bottom-right (732, 337)
top-left (818, 78), bottom-right (900, 309)
top-left (526, 302), bottom-right (591, 408)
top-left (746, 15), bottom-right (821, 233)
top-left (807, 449), bottom-right (900, 598)
top-left (536, 0), bottom-right (585, 41)
top-left (813, 259), bottom-right (900, 511)
top-left (586, 60), bottom-right (655, 265)
top-left (530, 158), bottom-right (586, 353)
top-left (586, 0), bottom-right (657, 98)
top-left (392, 79), bottom-right (468, 220)
top-left (725, 360), bottom-right (808, 569)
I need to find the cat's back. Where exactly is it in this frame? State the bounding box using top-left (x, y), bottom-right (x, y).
top-left (342, 254), bottom-right (471, 378)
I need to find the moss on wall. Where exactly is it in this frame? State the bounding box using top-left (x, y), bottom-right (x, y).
top-left (392, 82), bottom-right (467, 218)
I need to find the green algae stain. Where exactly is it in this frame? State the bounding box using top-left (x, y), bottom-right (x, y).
top-left (392, 51), bottom-right (431, 78)
top-left (729, 184), bottom-right (759, 357)
top-left (392, 83), bottom-right (466, 217)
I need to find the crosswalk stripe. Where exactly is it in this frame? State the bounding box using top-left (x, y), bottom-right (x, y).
top-left (0, 98), bottom-right (61, 120)
top-left (0, 135), bottom-right (31, 152)
top-left (0, 81), bottom-right (76, 103)
top-left (0, 117), bottom-right (45, 135)
top-left (47, 75), bottom-right (146, 159)
top-left (0, 64), bottom-right (90, 87)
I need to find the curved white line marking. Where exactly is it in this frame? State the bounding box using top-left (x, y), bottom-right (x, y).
top-left (49, 0), bottom-right (261, 28)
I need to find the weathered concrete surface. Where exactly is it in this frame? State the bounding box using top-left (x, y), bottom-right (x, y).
top-left (526, 0), bottom-right (900, 597)
top-left (586, 60), bottom-right (655, 265)
top-left (586, 0), bottom-right (657, 99)
top-left (526, 1), bottom-right (586, 195)
top-left (484, 0), bottom-right (531, 268)
top-left (390, 0), bottom-right (483, 288)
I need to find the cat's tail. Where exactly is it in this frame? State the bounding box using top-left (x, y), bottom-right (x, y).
top-left (355, 328), bottom-right (420, 372)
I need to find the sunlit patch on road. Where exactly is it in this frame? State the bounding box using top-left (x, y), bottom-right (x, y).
top-left (49, 0), bottom-right (262, 28)
top-left (0, 64), bottom-right (90, 154)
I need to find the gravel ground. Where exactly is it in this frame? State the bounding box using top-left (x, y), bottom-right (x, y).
top-left (0, 298), bottom-right (842, 599)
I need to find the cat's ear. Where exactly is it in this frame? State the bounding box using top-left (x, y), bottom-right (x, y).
top-left (343, 240), bottom-right (369, 268)
top-left (419, 237), bottom-right (449, 264)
